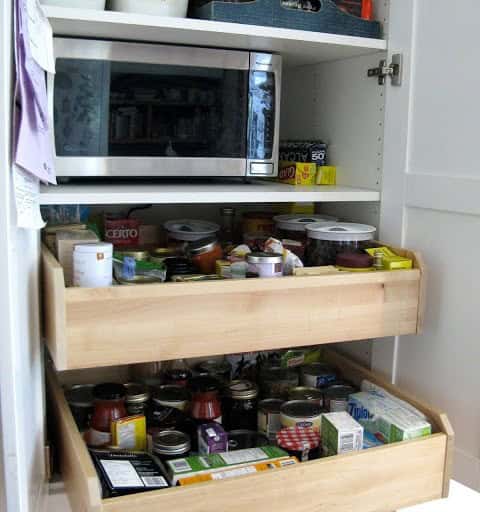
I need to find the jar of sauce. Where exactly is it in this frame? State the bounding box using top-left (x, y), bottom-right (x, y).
top-left (89, 383), bottom-right (127, 447)
top-left (189, 376), bottom-right (222, 424)
top-left (222, 380), bottom-right (258, 431)
top-left (188, 237), bottom-right (224, 274)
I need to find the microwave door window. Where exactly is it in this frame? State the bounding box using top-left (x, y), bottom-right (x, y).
top-left (248, 71), bottom-right (275, 160)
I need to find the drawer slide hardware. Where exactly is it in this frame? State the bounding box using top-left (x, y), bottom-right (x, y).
top-left (368, 54), bottom-right (403, 86)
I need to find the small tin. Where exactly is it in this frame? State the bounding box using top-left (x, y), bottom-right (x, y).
top-left (153, 385), bottom-right (191, 411)
top-left (124, 382), bottom-right (150, 416)
top-left (227, 430), bottom-right (270, 451)
top-left (288, 386), bottom-right (324, 406)
top-left (301, 363), bottom-right (337, 389)
top-left (258, 398), bottom-right (284, 441)
top-left (65, 384), bottom-right (95, 430)
top-left (280, 400), bottom-right (324, 432)
top-left (152, 430), bottom-right (191, 462)
top-left (323, 383), bottom-right (357, 412)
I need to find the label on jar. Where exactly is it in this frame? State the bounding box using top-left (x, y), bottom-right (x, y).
top-left (88, 428), bottom-right (112, 447)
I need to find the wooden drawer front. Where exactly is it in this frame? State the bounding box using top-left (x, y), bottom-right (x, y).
top-left (42, 245), bottom-right (425, 371)
top-left (47, 350), bottom-right (453, 512)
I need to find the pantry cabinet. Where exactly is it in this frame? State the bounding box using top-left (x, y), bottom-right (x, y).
top-left (1, 1), bottom-right (479, 511)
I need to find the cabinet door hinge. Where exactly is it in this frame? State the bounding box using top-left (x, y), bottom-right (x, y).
top-left (368, 53), bottom-right (403, 86)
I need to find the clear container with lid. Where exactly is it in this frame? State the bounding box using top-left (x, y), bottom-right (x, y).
top-left (188, 236), bottom-right (224, 274)
top-left (306, 222), bottom-right (376, 266)
top-left (247, 252), bottom-right (283, 278)
top-left (273, 214), bottom-right (337, 243)
top-left (164, 219), bottom-right (220, 243)
top-left (222, 380), bottom-right (259, 431)
top-left (124, 382), bottom-right (150, 416)
top-left (152, 430), bottom-right (191, 463)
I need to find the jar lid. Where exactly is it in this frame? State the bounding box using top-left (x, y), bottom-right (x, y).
top-left (228, 430), bottom-right (269, 451)
top-left (306, 222), bottom-right (376, 242)
top-left (114, 247), bottom-right (150, 261)
top-left (227, 380), bottom-right (258, 400)
top-left (276, 426), bottom-right (320, 451)
top-left (124, 383), bottom-right (150, 403)
top-left (188, 236), bottom-right (219, 256)
top-left (153, 430), bottom-right (191, 455)
top-left (153, 385), bottom-right (190, 405)
top-left (273, 214), bottom-right (337, 232)
top-left (164, 219), bottom-right (220, 241)
top-left (188, 376), bottom-right (220, 393)
top-left (74, 242), bottom-right (113, 253)
top-left (247, 252), bottom-right (283, 264)
top-left (302, 363), bottom-right (336, 377)
top-left (93, 383), bottom-right (127, 401)
top-left (323, 384), bottom-right (357, 399)
top-left (259, 398), bottom-right (284, 413)
top-left (336, 252), bottom-right (373, 269)
top-left (288, 387), bottom-right (323, 402)
top-left (280, 400), bottom-right (323, 419)
top-left (65, 384), bottom-right (95, 408)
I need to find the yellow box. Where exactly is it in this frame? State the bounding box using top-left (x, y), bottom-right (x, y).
top-left (365, 247), bottom-right (413, 270)
top-left (279, 162), bottom-right (317, 186)
top-left (111, 415), bottom-right (147, 451)
top-left (316, 165), bottom-right (337, 185)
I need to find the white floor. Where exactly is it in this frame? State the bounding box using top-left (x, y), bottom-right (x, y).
top-left (47, 480), bottom-right (480, 511)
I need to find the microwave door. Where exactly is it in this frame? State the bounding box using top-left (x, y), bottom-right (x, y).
top-left (49, 39), bottom-right (252, 178)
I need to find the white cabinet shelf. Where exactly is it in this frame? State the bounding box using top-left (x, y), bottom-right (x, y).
top-left (43, 6), bottom-right (386, 67)
top-left (39, 181), bottom-right (380, 205)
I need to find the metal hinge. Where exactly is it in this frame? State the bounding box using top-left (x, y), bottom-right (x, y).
top-left (368, 53), bottom-right (403, 86)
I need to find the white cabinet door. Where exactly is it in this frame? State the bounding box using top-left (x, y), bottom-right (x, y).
top-left (377, 0), bottom-right (480, 492)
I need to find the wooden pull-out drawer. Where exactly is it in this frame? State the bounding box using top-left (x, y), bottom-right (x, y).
top-left (42, 245), bottom-right (425, 371)
top-left (47, 349), bottom-right (452, 512)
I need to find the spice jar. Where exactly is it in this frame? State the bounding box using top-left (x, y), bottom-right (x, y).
top-left (188, 236), bottom-right (224, 274)
top-left (247, 252), bottom-right (283, 278)
top-left (65, 384), bottom-right (95, 431)
top-left (152, 430), bottom-right (191, 463)
top-left (89, 383), bottom-right (127, 447)
top-left (124, 383), bottom-right (150, 416)
top-left (306, 222), bottom-right (376, 266)
top-left (222, 380), bottom-right (258, 431)
top-left (189, 376), bottom-right (222, 424)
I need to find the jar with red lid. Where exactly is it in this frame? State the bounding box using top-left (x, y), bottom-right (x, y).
top-left (88, 383), bottom-right (127, 447)
top-left (188, 237), bottom-right (223, 275)
top-left (189, 376), bottom-right (222, 424)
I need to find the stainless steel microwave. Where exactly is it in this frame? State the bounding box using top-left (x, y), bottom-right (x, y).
top-left (48, 38), bottom-right (282, 178)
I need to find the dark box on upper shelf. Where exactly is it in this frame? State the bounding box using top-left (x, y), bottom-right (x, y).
top-left (192, 0), bottom-right (381, 39)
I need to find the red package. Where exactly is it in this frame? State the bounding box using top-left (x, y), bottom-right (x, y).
top-left (104, 217), bottom-right (140, 247)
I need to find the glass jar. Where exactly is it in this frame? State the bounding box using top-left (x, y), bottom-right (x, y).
top-left (65, 384), bottom-right (95, 431)
top-left (152, 430), bottom-right (191, 463)
top-left (222, 380), bottom-right (258, 431)
top-left (195, 358), bottom-right (232, 383)
top-left (273, 214), bottom-right (337, 243)
top-left (189, 376), bottom-right (222, 424)
top-left (260, 366), bottom-right (299, 400)
top-left (306, 222), bottom-right (376, 266)
top-left (153, 385), bottom-right (191, 412)
top-left (188, 236), bottom-right (224, 274)
top-left (163, 359), bottom-right (192, 387)
top-left (124, 383), bottom-right (150, 416)
top-left (89, 383), bottom-right (127, 447)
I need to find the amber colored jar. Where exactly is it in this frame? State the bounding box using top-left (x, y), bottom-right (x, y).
top-left (188, 237), bottom-right (223, 274)
top-left (89, 383), bottom-right (127, 447)
top-left (189, 376), bottom-right (222, 424)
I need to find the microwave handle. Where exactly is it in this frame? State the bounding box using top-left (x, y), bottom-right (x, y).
top-left (247, 53), bottom-right (282, 177)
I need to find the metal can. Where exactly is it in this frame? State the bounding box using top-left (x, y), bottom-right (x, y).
top-left (323, 383), bottom-right (357, 412)
top-left (152, 430), bottom-right (191, 463)
top-left (301, 363), bottom-right (337, 388)
top-left (258, 399), bottom-right (284, 441)
top-left (280, 400), bottom-right (324, 432)
top-left (124, 382), bottom-right (150, 416)
top-left (153, 385), bottom-right (190, 412)
top-left (288, 386), bottom-right (324, 406)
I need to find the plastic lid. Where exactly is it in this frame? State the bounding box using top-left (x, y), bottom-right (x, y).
top-left (306, 222), bottom-right (376, 242)
top-left (153, 430), bottom-right (191, 455)
top-left (276, 426), bottom-right (320, 451)
top-left (273, 214), bottom-right (338, 232)
top-left (247, 252), bottom-right (283, 264)
top-left (164, 219), bottom-right (219, 241)
top-left (227, 380), bottom-right (258, 400)
top-left (74, 242), bottom-right (113, 253)
top-left (280, 400), bottom-right (323, 419)
top-left (124, 383), bottom-right (150, 403)
top-left (336, 252), bottom-right (373, 268)
top-left (65, 384), bottom-right (95, 408)
top-left (93, 383), bottom-right (126, 401)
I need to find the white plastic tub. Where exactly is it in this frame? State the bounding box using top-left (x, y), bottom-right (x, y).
top-left (109, 0), bottom-right (189, 17)
top-left (40, 0), bottom-right (106, 9)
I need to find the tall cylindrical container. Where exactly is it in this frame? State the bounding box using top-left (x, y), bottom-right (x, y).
top-left (73, 242), bottom-right (113, 288)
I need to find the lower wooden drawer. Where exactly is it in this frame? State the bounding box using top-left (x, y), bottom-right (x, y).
top-left (47, 350), bottom-right (453, 512)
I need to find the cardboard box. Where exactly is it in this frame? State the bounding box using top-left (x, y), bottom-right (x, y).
top-left (56, 230), bottom-right (99, 286)
top-left (316, 165), bottom-right (337, 185)
top-left (279, 162), bottom-right (317, 186)
top-left (279, 141), bottom-right (327, 165)
top-left (322, 412), bottom-right (363, 456)
top-left (198, 423), bottom-right (228, 455)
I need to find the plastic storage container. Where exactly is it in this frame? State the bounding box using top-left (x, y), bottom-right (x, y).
top-left (164, 219), bottom-right (220, 243)
top-left (306, 222), bottom-right (376, 266)
top-left (274, 214), bottom-right (337, 243)
top-left (110, 0), bottom-right (189, 17)
top-left (73, 243), bottom-right (113, 288)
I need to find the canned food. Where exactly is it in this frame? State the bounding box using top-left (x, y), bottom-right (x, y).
top-left (288, 386), bottom-right (323, 406)
top-left (124, 382), bottom-right (150, 416)
top-left (280, 400), bottom-right (324, 432)
top-left (227, 430), bottom-right (270, 451)
top-left (323, 383), bottom-right (357, 412)
top-left (153, 385), bottom-right (190, 411)
top-left (301, 363), bottom-right (337, 389)
top-left (258, 398), bottom-right (284, 441)
top-left (152, 430), bottom-right (191, 462)
top-left (260, 366), bottom-right (299, 399)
